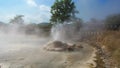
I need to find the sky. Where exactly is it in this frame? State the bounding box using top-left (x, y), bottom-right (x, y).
top-left (0, 0), bottom-right (120, 23)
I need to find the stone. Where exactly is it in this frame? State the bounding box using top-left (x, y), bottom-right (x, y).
top-left (44, 41), bottom-right (83, 52)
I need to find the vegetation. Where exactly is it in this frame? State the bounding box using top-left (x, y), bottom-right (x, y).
top-left (50, 0), bottom-right (76, 24)
top-left (9, 15), bottom-right (24, 24)
top-left (99, 31), bottom-right (120, 67)
top-left (105, 14), bottom-right (120, 30)
top-left (37, 23), bottom-right (52, 35)
top-left (113, 48), bottom-right (120, 67)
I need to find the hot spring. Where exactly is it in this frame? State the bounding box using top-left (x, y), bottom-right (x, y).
top-left (0, 23), bottom-right (96, 68)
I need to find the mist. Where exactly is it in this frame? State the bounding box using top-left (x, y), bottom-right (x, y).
top-left (0, 18), bottom-right (101, 68)
top-left (1, 13), bottom-right (118, 68)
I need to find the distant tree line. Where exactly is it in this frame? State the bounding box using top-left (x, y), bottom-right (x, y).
top-left (9, 15), bottom-right (24, 24)
top-left (105, 14), bottom-right (120, 30)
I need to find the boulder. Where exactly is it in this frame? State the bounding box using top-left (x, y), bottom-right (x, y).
top-left (44, 41), bottom-right (83, 52)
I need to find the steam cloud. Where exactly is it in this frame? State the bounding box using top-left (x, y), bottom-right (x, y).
top-left (0, 20), bottom-right (104, 68)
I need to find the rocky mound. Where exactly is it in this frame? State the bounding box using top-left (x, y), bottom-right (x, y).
top-left (44, 41), bottom-right (83, 52)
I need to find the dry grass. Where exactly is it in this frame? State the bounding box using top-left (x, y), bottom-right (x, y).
top-left (96, 31), bottom-right (120, 52)
top-left (95, 30), bottom-right (120, 67)
top-left (82, 30), bottom-right (120, 68)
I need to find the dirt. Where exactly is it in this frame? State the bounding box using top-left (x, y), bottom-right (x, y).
top-left (0, 42), bottom-right (96, 68)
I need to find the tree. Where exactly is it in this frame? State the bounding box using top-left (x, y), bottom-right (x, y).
top-left (105, 14), bottom-right (120, 30)
top-left (50, 0), bottom-right (76, 24)
top-left (9, 15), bottom-right (24, 24)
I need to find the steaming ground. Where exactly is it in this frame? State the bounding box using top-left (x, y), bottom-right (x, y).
top-left (0, 34), bottom-right (96, 68)
top-left (0, 23), bottom-right (97, 68)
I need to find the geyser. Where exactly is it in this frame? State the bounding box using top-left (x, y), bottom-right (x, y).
top-left (0, 22), bottom-right (96, 68)
top-left (51, 21), bottom-right (81, 42)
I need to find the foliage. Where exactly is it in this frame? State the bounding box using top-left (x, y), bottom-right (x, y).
top-left (105, 14), bottom-right (120, 30)
top-left (9, 15), bottom-right (24, 24)
top-left (37, 23), bottom-right (52, 32)
top-left (50, 0), bottom-right (75, 24)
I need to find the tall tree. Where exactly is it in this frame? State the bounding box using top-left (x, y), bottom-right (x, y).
top-left (50, 0), bottom-right (76, 24)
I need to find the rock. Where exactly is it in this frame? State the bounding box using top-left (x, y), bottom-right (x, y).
top-left (43, 41), bottom-right (68, 51)
top-left (74, 44), bottom-right (83, 51)
top-left (66, 45), bottom-right (75, 51)
top-left (44, 41), bottom-right (83, 52)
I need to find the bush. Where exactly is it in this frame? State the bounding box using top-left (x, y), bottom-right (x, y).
top-left (105, 14), bottom-right (120, 30)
